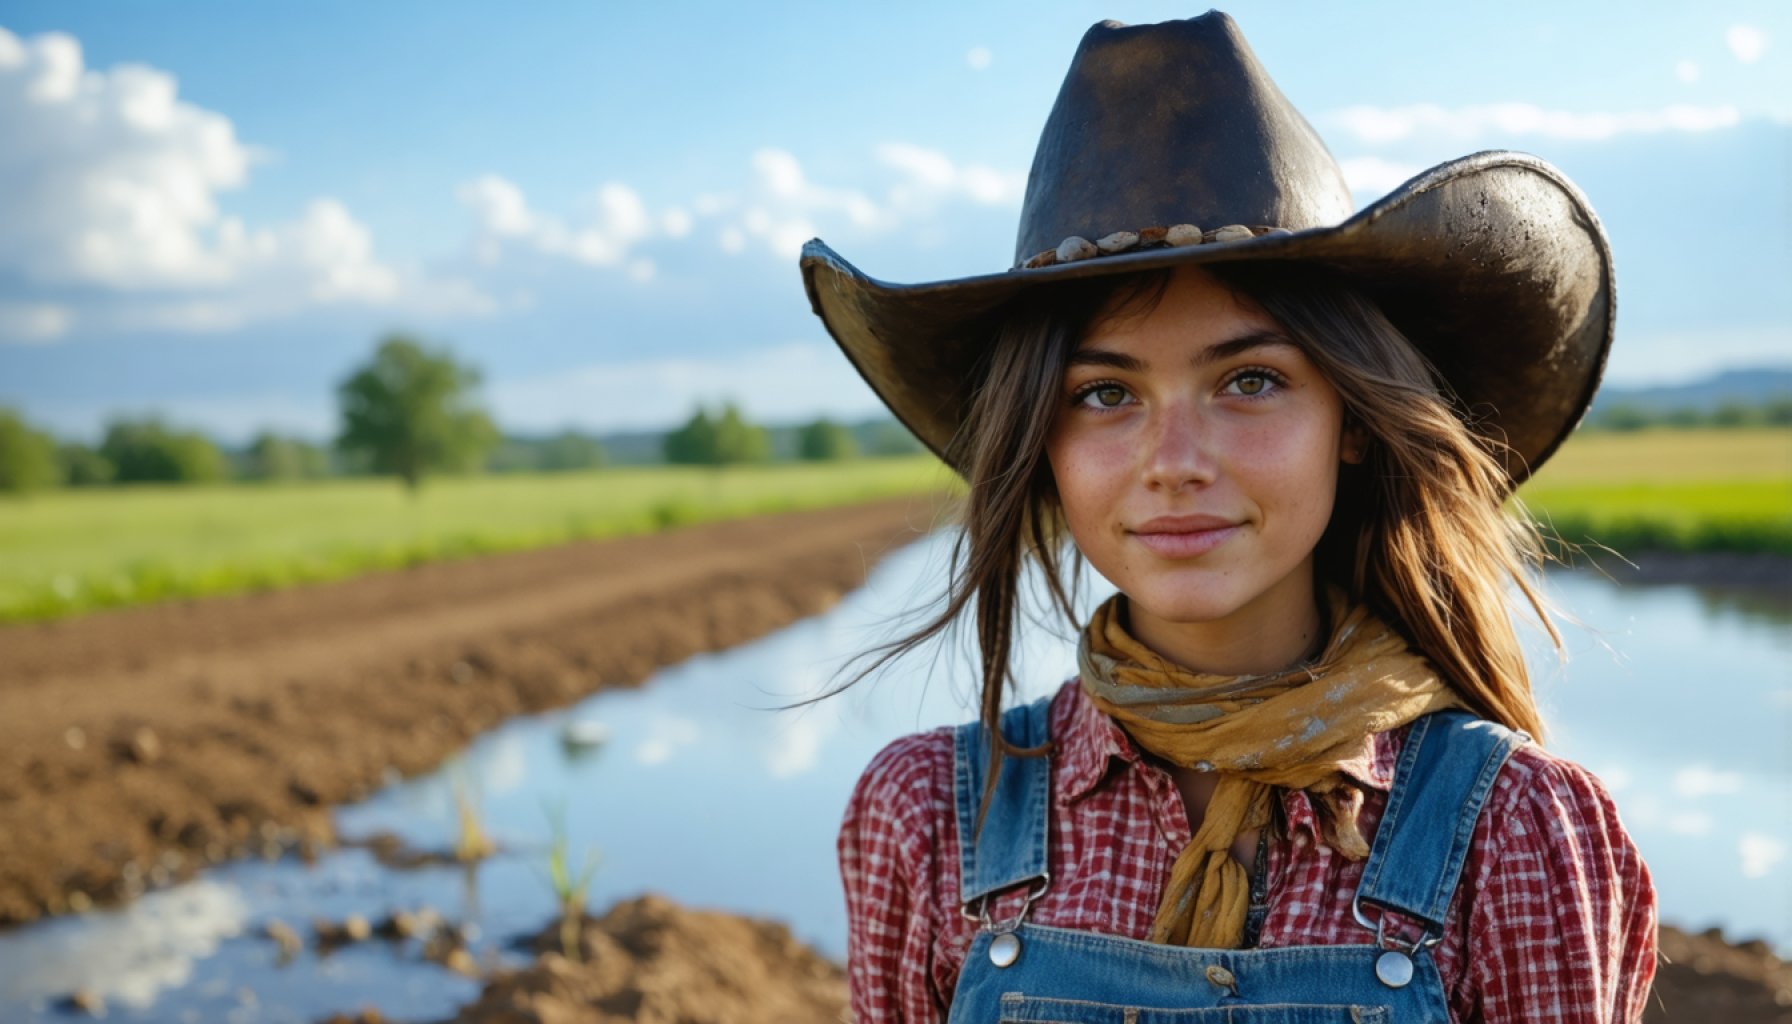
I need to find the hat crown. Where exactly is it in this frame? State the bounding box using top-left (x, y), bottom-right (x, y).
top-left (1015, 13), bottom-right (1354, 264)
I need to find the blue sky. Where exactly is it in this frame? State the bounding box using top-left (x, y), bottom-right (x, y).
top-left (0, 1), bottom-right (1787, 443)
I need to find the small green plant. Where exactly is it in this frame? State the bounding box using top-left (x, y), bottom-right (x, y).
top-left (452, 777), bottom-right (495, 863)
top-left (541, 799), bottom-right (602, 961)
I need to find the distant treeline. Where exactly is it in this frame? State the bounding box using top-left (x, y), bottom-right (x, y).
top-left (0, 332), bottom-right (926, 496)
top-left (0, 405), bottom-right (924, 495)
top-left (1580, 396), bottom-right (1792, 432)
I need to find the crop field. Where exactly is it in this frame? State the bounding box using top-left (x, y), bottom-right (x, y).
top-left (1519, 427), bottom-right (1792, 557)
top-left (0, 455), bottom-right (953, 623)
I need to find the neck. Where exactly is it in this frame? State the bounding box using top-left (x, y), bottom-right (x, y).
top-left (1122, 586), bottom-right (1326, 678)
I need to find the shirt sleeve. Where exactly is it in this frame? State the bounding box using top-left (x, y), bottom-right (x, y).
top-left (838, 728), bottom-right (956, 1024)
top-left (1461, 751), bottom-right (1659, 1023)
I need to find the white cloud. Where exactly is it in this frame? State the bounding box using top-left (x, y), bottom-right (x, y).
top-left (1336, 156), bottom-right (1422, 198)
top-left (1727, 24), bottom-right (1769, 63)
top-left (1739, 832), bottom-right (1786, 879)
top-left (876, 142), bottom-right (1026, 207)
top-left (0, 879), bottom-right (248, 1009)
top-left (1593, 766), bottom-right (1632, 793)
top-left (966, 46), bottom-right (993, 71)
top-left (0, 26), bottom-right (491, 340)
top-left (1675, 60), bottom-right (1700, 84)
top-left (694, 144), bottom-right (1023, 260)
top-left (661, 207), bottom-right (692, 238)
top-left (633, 715), bottom-right (700, 767)
top-left (0, 29), bottom-right (253, 290)
top-left (490, 340), bottom-right (885, 434)
top-left (764, 715), bottom-right (826, 779)
top-left (1665, 810), bottom-right (1713, 837)
top-left (457, 174), bottom-right (660, 271)
top-left (1671, 764), bottom-right (1745, 799)
top-left (456, 175), bottom-right (535, 237)
top-left (461, 143), bottom-right (1022, 268)
top-left (1325, 102), bottom-right (1742, 144)
top-left (0, 301), bottom-right (73, 344)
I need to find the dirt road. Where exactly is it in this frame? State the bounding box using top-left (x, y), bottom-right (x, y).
top-left (0, 495), bottom-right (942, 926)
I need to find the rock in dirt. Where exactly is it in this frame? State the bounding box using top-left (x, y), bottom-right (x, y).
top-left (449, 894), bottom-right (846, 1024)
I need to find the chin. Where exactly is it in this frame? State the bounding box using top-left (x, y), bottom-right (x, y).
top-left (1118, 579), bottom-right (1254, 627)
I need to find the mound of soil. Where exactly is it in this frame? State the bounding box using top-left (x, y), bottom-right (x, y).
top-left (449, 895), bottom-right (847, 1024)
top-left (0, 496), bottom-right (941, 926)
top-left (1647, 924), bottom-right (1792, 1023)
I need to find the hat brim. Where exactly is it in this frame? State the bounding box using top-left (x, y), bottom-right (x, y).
top-left (800, 150), bottom-right (1613, 485)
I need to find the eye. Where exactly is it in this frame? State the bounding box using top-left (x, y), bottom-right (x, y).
top-left (1222, 368), bottom-right (1286, 398)
top-left (1071, 381), bottom-right (1134, 410)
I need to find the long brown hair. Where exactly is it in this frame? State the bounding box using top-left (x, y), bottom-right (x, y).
top-left (841, 262), bottom-right (1555, 797)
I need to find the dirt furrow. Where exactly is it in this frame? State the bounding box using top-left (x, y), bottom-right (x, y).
top-left (0, 495), bottom-right (944, 926)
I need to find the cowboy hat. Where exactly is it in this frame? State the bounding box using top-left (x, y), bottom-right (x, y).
top-left (799, 12), bottom-right (1612, 484)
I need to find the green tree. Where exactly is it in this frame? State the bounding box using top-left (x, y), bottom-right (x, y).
top-left (0, 409), bottom-right (61, 495)
top-left (1764, 397), bottom-right (1792, 426)
top-left (663, 403), bottom-right (770, 465)
top-left (538, 430), bottom-right (607, 472)
top-left (56, 442), bottom-right (114, 486)
top-left (713, 404), bottom-right (771, 464)
top-left (1710, 402), bottom-right (1762, 428)
top-left (865, 420), bottom-right (925, 456)
top-left (1591, 403), bottom-right (1649, 432)
top-left (336, 334), bottom-right (499, 490)
top-left (663, 408), bottom-right (719, 465)
top-left (1662, 406), bottom-right (1706, 429)
top-left (247, 432), bottom-right (331, 481)
top-left (797, 417), bottom-right (857, 461)
top-left (100, 417), bottom-right (228, 483)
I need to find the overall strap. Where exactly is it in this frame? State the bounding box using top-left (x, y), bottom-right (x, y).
top-left (952, 695), bottom-right (1054, 905)
top-left (1354, 708), bottom-right (1528, 933)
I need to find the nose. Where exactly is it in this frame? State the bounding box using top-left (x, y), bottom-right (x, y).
top-left (1140, 397), bottom-right (1216, 493)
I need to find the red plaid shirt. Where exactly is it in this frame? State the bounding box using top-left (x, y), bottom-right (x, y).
top-left (838, 679), bottom-right (1657, 1023)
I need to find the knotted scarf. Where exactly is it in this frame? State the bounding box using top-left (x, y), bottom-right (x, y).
top-left (1076, 589), bottom-right (1460, 949)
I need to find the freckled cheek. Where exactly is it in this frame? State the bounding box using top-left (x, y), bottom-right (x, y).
top-left (1228, 428), bottom-right (1341, 519)
top-left (1047, 443), bottom-right (1130, 545)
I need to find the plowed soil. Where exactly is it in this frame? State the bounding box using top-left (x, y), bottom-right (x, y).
top-left (0, 495), bottom-right (941, 927)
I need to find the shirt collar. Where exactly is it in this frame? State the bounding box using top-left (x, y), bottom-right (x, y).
top-left (1058, 680), bottom-right (1142, 803)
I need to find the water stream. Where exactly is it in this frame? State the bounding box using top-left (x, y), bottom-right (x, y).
top-left (1, 533), bottom-right (1787, 1021)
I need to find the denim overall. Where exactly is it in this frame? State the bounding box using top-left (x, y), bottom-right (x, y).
top-left (946, 699), bottom-right (1525, 1023)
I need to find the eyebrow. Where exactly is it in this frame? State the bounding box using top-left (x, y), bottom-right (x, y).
top-left (1066, 330), bottom-right (1297, 372)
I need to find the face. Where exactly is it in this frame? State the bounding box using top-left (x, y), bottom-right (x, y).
top-left (1045, 266), bottom-right (1361, 672)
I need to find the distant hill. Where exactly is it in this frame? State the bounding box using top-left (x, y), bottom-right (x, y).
top-left (1591, 367), bottom-right (1792, 417)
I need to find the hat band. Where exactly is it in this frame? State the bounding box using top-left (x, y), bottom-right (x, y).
top-left (1018, 223), bottom-right (1292, 270)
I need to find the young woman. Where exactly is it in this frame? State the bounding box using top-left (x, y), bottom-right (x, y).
top-left (799, 13), bottom-right (1657, 1024)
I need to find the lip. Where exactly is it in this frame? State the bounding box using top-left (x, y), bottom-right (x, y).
top-left (1128, 514), bottom-right (1240, 558)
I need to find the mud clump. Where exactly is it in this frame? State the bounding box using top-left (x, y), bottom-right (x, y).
top-left (1646, 924), bottom-right (1792, 1023)
top-left (451, 894), bottom-right (846, 1024)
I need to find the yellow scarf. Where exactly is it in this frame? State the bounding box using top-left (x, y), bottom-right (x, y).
top-left (1076, 589), bottom-right (1460, 949)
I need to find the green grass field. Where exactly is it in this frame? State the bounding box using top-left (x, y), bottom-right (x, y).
top-left (1519, 428), bottom-right (1792, 558)
top-left (1, 428), bottom-right (1786, 624)
top-left (0, 456), bottom-right (954, 623)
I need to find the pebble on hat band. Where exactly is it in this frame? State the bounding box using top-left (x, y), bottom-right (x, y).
top-left (1017, 223), bottom-right (1292, 270)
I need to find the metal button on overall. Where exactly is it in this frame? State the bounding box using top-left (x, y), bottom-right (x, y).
top-left (1375, 950), bottom-right (1414, 988)
top-left (988, 931), bottom-right (1021, 968)
top-left (1204, 964), bottom-right (1237, 992)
